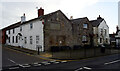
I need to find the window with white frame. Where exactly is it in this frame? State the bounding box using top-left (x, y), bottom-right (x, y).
top-left (100, 38), bottom-right (102, 43)
top-left (20, 26), bottom-right (22, 31)
top-left (8, 37), bottom-right (10, 43)
top-left (30, 36), bottom-right (32, 44)
top-left (24, 37), bottom-right (27, 44)
top-left (30, 23), bottom-right (33, 29)
top-left (13, 28), bottom-right (15, 34)
top-left (101, 29), bottom-right (103, 36)
top-left (104, 29), bottom-right (107, 36)
top-left (82, 35), bottom-right (87, 42)
top-left (12, 36), bottom-right (14, 43)
top-left (36, 36), bottom-right (39, 44)
top-left (16, 36), bottom-right (18, 43)
top-left (8, 30), bottom-right (10, 34)
top-left (83, 23), bottom-right (88, 29)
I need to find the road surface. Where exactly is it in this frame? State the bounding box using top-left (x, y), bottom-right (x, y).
top-left (2, 45), bottom-right (120, 71)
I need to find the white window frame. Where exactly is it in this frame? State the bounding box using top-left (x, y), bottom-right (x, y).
top-left (30, 36), bottom-right (32, 44)
top-left (30, 23), bottom-right (33, 29)
top-left (36, 36), bottom-right (39, 44)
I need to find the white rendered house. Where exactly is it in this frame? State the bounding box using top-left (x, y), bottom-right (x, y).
top-left (115, 26), bottom-right (120, 48)
top-left (6, 8), bottom-right (44, 51)
top-left (91, 15), bottom-right (110, 46)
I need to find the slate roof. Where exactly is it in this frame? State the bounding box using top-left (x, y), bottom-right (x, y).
top-left (2, 10), bottom-right (65, 30)
top-left (70, 17), bottom-right (88, 24)
top-left (90, 18), bottom-right (104, 27)
top-left (2, 21), bottom-right (21, 30)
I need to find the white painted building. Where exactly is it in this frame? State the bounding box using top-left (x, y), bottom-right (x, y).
top-left (115, 26), bottom-right (120, 47)
top-left (115, 32), bottom-right (120, 47)
top-left (6, 8), bottom-right (44, 51)
top-left (91, 15), bottom-right (110, 46)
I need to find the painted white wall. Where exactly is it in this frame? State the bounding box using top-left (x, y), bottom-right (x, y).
top-left (98, 20), bottom-right (110, 45)
top-left (6, 27), bottom-right (20, 46)
top-left (6, 19), bottom-right (44, 51)
top-left (115, 31), bottom-right (120, 47)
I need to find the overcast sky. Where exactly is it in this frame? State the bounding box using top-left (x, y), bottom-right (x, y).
top-left (0, 0), bottom-right (119, 34)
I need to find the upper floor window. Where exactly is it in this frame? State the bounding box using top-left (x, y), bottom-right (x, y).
top-left (20, 26), bottom-right (22, 31)
top-left (30, 36), bottom-right (32, 44)
top-left (8, 30), bottom-right (10, 34)
top-left (104, 29), bottom-right (107, 36)
top-left (30, 23), bottom-right (33, 29)
top-left (101, 29), bottom-right (103, 36)
top-left (13, 28), bottom-right (15, 34)
top-left (83, 23), bottom-right (88, 29)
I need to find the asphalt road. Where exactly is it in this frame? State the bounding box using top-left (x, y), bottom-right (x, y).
top-left (2, 46), bottom-right (120, 71)
top-left (2, 46), bottom-right (47, 69)
top-left (27, 53), bottom-right (120, 70)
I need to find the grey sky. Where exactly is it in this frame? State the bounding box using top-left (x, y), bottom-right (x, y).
top-left (0, 0), bottom-right (119, 34)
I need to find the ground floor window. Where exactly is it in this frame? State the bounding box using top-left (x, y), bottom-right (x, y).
top-left (8, 37), bottom-right (10, 43)
top-left (24, 37), bottom-right (27, 44)
top-left (36, 36), bottom-right (39, 44)
top-left (106, 38), bottom-right (108, 43)
top-left (16, 36), bottom-right (18, 43)
top-left (12, 36), bottom-right (14, 43)
top-left (30, 36), bottom-right (32, 44)
top-left (100, 38), bottom-right (102, 43)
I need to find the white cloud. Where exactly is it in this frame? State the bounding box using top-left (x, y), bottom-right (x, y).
top-left (0, 0), bottom-right (118, 34)
top-left (59, 0), bottom-right (98, 18)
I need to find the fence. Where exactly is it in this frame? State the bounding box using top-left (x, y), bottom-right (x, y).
top-left (51, 46), bottom-right (120, 60)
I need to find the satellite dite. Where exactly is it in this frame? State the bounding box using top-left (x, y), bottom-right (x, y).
top-left (119, 1), bottom-right (120, 28)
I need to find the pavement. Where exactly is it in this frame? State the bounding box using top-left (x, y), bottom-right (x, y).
top-left (2, 44), bottom-right (53, 59)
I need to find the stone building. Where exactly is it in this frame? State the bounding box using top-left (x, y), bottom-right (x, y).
top-left (43, 10), bottom-right (73, 51)
top-left (71, 17), bottom-right (93, 47)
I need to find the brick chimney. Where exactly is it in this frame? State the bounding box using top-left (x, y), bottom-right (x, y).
top-left (21, 13), bottom-right (26, 23)
top-left (38, 7), bottom-right (44, 17)
top-left (97, 15), bottom-right (102, 19)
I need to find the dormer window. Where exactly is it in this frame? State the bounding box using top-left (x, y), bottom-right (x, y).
top-left (83, 23), bottom-right (88, 29)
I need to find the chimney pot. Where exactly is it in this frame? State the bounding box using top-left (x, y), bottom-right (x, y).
top-left (21, 13), bottom-right (26, 23)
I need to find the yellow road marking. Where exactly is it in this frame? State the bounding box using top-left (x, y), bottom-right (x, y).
top-left (4, 47), bottom-right (54, 61)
